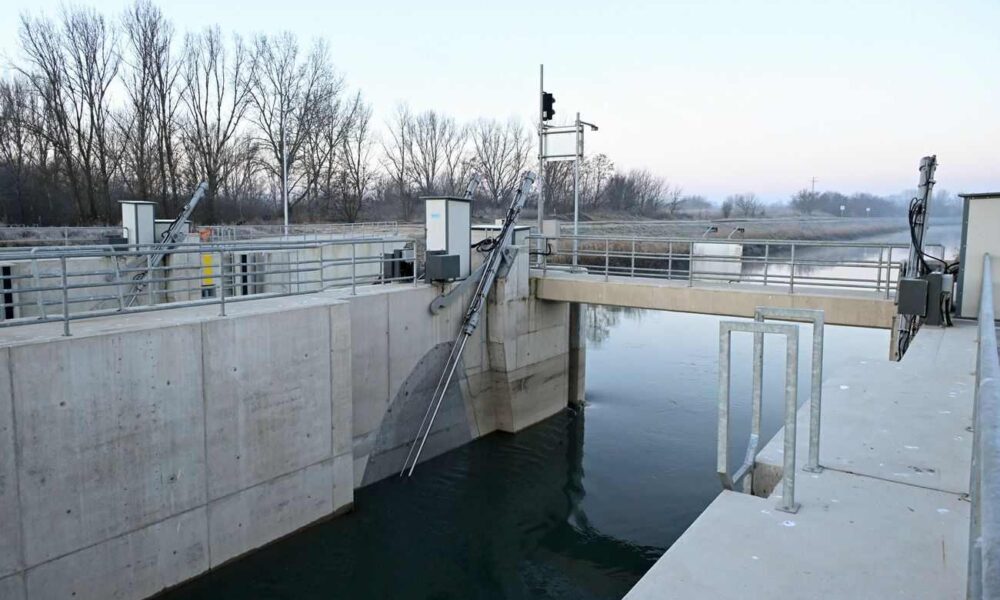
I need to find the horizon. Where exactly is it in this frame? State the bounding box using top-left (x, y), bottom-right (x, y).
top-left (1, 0), bottom-right (998, 205)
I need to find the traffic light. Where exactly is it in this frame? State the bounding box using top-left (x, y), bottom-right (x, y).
top-left (542, 92), bottom-right (555, 121)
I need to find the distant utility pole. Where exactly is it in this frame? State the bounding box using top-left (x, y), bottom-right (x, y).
top-left (811, 177), bottom-right (817, 197)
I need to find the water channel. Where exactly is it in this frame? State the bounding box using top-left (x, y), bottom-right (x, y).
top-left (161, 223), bottom-right (960, 600)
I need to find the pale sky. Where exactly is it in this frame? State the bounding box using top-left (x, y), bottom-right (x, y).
top-left (1, 0), bottom-right (998, 202)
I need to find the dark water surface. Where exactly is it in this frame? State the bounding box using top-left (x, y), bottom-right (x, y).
top-left (163, 309), bottom-right (887, 600)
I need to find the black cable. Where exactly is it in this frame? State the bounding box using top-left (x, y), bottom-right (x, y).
top-left (907, 197), bottom-right (955, 274)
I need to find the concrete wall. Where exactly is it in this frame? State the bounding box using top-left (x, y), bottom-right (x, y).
top-left (0, 242), bottom-right (578, 599)
top-left (0, 296), bottom-right (354, 600)
top-left (348, 245), bottom-right (572, 486)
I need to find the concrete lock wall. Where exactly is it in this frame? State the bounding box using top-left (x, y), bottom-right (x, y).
top-left (0, 242), bottom-right (578, 599)
top-left (0, 296), bottom-right (355, 600)
top-left (348, 245), bottom-right (574, 486)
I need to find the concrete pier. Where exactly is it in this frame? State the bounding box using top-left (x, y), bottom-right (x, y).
top-left (625, 322), bottom-right (977, 599)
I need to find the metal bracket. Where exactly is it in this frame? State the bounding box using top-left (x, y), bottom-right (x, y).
top-left (429, 247), bottom-right (518, 315)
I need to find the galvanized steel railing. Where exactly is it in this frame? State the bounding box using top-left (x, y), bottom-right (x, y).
top-left (969, 253), bottom-right (1000, 599)
top-left (0, 237), bottom-right (414, 336)
top-left (206, 221), bottom-right (400, 241)
top-left (532, 234), bottom-right (909, 297)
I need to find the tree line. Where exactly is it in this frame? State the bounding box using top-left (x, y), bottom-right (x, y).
top-left (0, 1), bottom-right (964, 226)
top-left (0, 1), bottom-right (693, 226)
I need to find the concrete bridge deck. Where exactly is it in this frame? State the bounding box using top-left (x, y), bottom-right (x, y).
top-left (625, 322), bottom-right (978, 599)
top-left (533, 269), bottom-right (897, 329)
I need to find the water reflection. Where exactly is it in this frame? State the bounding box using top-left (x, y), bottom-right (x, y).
top-left (586, 305), bottom-right (644, 346)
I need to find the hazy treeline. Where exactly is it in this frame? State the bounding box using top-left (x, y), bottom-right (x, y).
top-left (785, 188), bottom-right (962, 219)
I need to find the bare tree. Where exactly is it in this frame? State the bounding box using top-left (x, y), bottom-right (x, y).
top-left (380, 104), bottom-right (414, 220)
top-left (470, 117), bottom-right (531, 207)
top-left (729, 192), bottom-right (763, 217)
top-left (18, 7), bottom-right (122, 221)
top-left (439, 120), bottom-right (469, 195)
top-left (408, 109), bottom-right (462, 196)
top-left (120, 0), bottom-right (184, 213)
top-left (0, 78), bottom-right (38, 222)
top-left (180, 26), bottom-right (255, 221)
top-left (249, 32), bottom-right (342, 220)
top-left (338, 96), bottom-right (374, 222)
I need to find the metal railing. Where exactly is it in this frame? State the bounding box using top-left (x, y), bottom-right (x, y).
top-left (969, 253), bottom-right (1000, 599)
top-left (0, 236), bottom-right (415, 336)
top-left (0, 225), bottom-right (125, 247)
top-left (206, 221), bottom-right (399, 242)
top-left (533, 234), bottom-right (908, 297)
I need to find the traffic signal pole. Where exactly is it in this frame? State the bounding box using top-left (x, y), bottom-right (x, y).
top-left (537, 64), bottom-right (545, 252)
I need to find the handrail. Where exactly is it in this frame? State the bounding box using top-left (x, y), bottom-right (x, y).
top-left (970, 253), bottom-right (1000, 599)
top-left (531, 233), bottom-right (906, 298)
top-left (0, 236), bottom-right (417, 335)
top-left (530, 232), bottom-right (912, 248)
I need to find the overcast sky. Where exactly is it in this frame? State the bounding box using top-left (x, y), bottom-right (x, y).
top-left (1, 0), bottom-right (997, 202)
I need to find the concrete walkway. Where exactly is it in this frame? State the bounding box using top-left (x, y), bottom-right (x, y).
top-left (625, 322), bottom-right (978, 600)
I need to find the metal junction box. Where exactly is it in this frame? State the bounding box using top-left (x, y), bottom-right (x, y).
top-left (424, 196), bottom-right (471, 279)
top-left (425, 251), bottom-right (460, 281)
top-left (924, 272), bottom-right (954, 326)
top-left (897, 277), bottom-right (928, 316)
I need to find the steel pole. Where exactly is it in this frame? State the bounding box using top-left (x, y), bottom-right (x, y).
top-left (537, 64), bottom-right (545, 254)
top-left (282, 114), bottom-right (289, 237)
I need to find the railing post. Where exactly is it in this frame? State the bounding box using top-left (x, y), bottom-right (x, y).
top-left (111, 252), bottom-right (125, 311)
top-left (763, 244), bottom-right (770, 286)
top-left (630, 238), bottom-right (636, 277)
top-left (667, 241), bottom-right (673, 279)
top-left (60, 256), bottom-right (70, 337)
top-left (218, 251), bottom-right (226, 316)
top-left (542, 237), bottom-right (548, 276)
top-left (806, 316), bottom-right (824, 473)
top-left (875, 247), bottom-right (884, 295)
top-left (789, 245), bottom-right (796, 293)
top-left (351, 243), bottom-right (357, 295)
top-left (688, 243), bottom-right (694, 287)
top-left (319, 245), bottom-right (327, 290)
top-left (604, 238), bottom-right (610, 281)
top-left (780, 324), bottom-right (800, 513)
top-left (147, 254), bottom-right (154, 305)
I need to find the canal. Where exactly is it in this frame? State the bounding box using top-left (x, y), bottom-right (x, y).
top-left (162, 307), bottom-right (888, 600)
top-left (162, 222), bottom-right (960, 599)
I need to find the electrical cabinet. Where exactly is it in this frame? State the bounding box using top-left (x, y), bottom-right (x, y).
top-left (424, 197), bottom-right (471, 279)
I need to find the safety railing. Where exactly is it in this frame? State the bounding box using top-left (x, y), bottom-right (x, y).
top-left (0, 237), bottom-right (414, 336)
top-left (532, 234), bottom-right (908, 298)
top-left (0, 225), bottom-right (125, 247)
top-left (969, 253), bottom-right (1000, 599)
top-left (206, 221), bottom-right (399, 242)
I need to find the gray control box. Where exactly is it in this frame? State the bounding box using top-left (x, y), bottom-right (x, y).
top-left (425, 252), bottom-right (460, 282)
top-left (897, 277), bottom-right (928, 316)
